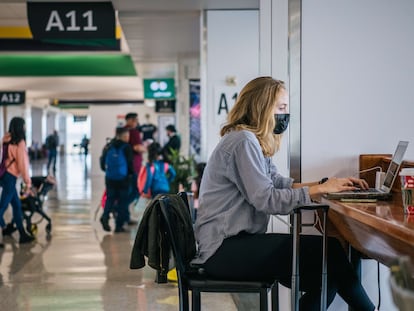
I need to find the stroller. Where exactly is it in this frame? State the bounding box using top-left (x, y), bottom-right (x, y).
top-left (16, 175), bottom-right (55, 236)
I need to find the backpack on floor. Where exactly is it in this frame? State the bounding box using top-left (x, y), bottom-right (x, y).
top-left (105, 144), bottom-right (128, 180)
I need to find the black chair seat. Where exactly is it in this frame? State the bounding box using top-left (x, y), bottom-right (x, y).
top-left (186, 266), bottom-right (275, 290)
top-left (157, 193), bottom-right (279, 311)
top-left (188, 277), bottom-right (277, 292)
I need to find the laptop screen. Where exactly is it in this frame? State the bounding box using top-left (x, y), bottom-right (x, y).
top-left (381, 141), bottom-right (409, 191)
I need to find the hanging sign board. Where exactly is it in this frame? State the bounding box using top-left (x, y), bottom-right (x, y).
top-left (73, 115), bottom-right (88, 122)
top-left (27, 2), bottom-right (116, 39)
top-left (143, 78), bottom-right (175, 99)
top-left (155, 100), bottom-right (176, 113)
top-left (0, 91), bottom-right (25, 105)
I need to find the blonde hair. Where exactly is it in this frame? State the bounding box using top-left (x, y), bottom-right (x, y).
top-left (220, 77), bottom-right (285, 157)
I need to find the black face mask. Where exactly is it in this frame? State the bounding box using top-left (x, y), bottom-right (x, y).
top-left (273, 114), bottom-right (290, 134)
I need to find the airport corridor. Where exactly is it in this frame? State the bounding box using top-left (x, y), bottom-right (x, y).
top-left (0, 154), bottom-right (240, 311)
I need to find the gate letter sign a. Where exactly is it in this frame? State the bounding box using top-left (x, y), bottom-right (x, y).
top-left (213, 87), bottom-right (239, 132)
top-left (27, 2), bottom-right (115, 39)
top-left (216, 87), bottom-right (238, 116)
top-left (217, 92), bottom-right (238, 115)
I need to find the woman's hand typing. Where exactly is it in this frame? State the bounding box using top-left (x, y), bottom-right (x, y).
top-left (309, 177), bottom-right (369, 199)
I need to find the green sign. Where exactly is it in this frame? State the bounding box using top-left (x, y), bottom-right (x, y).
top-left (143, 78), bottom-right (175, 99)
top-left (0, 54), bottom-right (136, 76)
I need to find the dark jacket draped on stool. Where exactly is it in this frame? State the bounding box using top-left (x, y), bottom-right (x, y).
top-left (130, 194), bottom-right (196, 276)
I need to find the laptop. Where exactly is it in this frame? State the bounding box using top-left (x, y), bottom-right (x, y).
top-left (325, 141), bottom-right (409, 201)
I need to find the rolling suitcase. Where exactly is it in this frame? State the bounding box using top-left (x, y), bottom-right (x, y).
top-left (291, 204), bottom-right (329, 311)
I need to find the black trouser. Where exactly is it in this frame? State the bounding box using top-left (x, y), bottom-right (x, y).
top-left (203, 233), bottom-right (375, 311)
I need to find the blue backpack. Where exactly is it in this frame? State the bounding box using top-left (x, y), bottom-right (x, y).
top-left (105, 144), bottom-right (128, 180)
top-left (150, 161), bottom-right (170, 195)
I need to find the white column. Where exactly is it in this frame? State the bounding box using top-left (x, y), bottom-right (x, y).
top-left (200, 9), bottom-right (260, 161)
top-left (260, 0), bottom-right (290, 177)
top-left (259, 0), bottom-right (272, 76)
top-left (260, 3), bottom-right (292, 309)
top-left (30, 107), bottom-right (43, 149)
top-left (41, 107), bottom-right (48, 145)
top-left (23, 105), bottom-right (32, 146)
top-left (58, 114), bottom-right (67, 153)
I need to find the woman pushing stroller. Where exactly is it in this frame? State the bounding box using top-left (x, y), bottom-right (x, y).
top-left (0, 117), bottom-right (35, 246)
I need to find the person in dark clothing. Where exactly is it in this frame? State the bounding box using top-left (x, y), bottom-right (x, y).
top-left (45, 130), bottom-right (59, 174)
top-left (138, 113), bottom-right (157, 142)
top-left (162, 124), bottom-right (181, 163)
top-left (100, 127), bottom-right (134, 233)
top-left (80, 135), bottom-right (89, 155)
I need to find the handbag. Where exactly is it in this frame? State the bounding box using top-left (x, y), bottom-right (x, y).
top-left (0, 143), bottom-right (14, 179)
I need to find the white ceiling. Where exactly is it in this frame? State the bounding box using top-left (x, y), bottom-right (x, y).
top-left (119, 10), bottom-right (200, 64)
top-left (113, 0), bottom-right (259, 61)
top-left (0, 0), bottom-right (259, 101)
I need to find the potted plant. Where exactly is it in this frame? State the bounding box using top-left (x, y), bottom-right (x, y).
top-left (167, 148), bottom-right (195, 194)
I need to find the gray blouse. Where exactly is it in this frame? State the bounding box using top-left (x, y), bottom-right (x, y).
top-left (192, 130), bottom-right (312, 264)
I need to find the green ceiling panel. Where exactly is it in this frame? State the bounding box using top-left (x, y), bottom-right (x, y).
top-left (0, 54), bottom-right (137, 76)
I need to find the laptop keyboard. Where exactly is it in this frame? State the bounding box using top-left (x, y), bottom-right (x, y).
top-left (352, 188), bottom-right (379, 193)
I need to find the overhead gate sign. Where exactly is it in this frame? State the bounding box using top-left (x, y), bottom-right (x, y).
top-left (27, 2), bottom-right (116, 39)
top-left (0, 91), bottom-right (25, 105)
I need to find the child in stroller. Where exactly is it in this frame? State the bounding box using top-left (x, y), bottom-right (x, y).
top-left (3, 175), bottom-right (55, 238)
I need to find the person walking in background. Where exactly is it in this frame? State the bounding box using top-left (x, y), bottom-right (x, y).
top-left (80, 135), bottom-right (90, 155)
top-left (124, 113), bottom-right (146, 224)
top-left (138, 113), bottom-right (157, 144)
top-left (0, 117), bottom-right (35, 246)
top-left (100, 127), bottom-right (134, 233)
top-left (162, 124), bottom-right (181, 163)
top-left (138, 142), bottom-right (176, 199)
top-left (45, 130), bottom-right (59, 175)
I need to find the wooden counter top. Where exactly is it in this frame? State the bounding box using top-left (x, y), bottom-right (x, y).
top-left (322, 196), bottom-right (414, 266)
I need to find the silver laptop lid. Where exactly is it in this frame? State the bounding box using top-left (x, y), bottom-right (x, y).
top-left (380, 141), bottom-right (409, 193)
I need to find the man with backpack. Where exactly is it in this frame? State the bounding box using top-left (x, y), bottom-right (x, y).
top-left (100, 127), bottom-right (134, 233)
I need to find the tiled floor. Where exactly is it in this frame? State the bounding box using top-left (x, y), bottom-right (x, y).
top-left (0, 154), bottom-right (240, 311)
